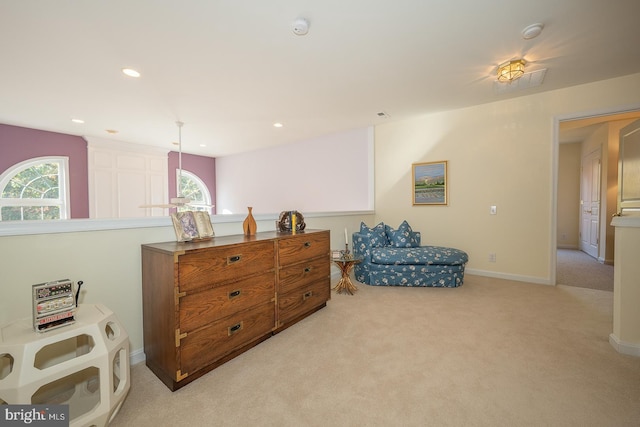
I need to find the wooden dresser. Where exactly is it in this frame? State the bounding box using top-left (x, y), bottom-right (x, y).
top-left (141, 229), bottom-right (330, 390)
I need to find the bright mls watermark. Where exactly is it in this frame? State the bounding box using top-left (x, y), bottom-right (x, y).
top-left (1, 405), bottom-right (68, 426)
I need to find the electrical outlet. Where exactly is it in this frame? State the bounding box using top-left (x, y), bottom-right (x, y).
top-left (488, 253), bottom-right (496, 262)
top-left (490, 205), bottom-right (497, 215)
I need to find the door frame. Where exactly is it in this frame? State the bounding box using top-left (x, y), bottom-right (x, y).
top-left (551, 104), bottom-right (640, 285)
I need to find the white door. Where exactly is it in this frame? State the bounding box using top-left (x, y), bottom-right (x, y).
top-left (580, 148), bottom-right (601, 259)
top-left (618, 119), bottom-right (640, 212)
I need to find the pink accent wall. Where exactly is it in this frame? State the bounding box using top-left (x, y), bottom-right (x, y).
top-left (0, 124), bottom-right (90, 218)
top-left (168, 151), bottom-right (216, 214)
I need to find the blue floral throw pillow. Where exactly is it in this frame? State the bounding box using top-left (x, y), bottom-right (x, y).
top-left (385, 220), bottom-right (420, 248)
top-left (359, 222), bottom-right (389, 247)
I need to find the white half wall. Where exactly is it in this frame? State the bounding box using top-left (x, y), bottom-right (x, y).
top-left (0, 212), bottom-right (373, 364)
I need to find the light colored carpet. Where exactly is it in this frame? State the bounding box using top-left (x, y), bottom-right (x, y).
top-left (110, 275), bottom-right (640, 427)
top-left (556, 249), bottom-right (614, 292)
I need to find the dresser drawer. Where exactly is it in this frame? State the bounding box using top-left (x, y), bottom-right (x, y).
top-left (178, 241), bottom-right (275, 292)
top-left (278, 279), bottom-right (330, 327)
top-left (279, 256), bottom-right (330, 295)
top-left (180, 302), bottom-right (275, 376)
top-left (278, 232), bottom-right (329, 267)
top-left (179, 271), bottom-right (275, 333)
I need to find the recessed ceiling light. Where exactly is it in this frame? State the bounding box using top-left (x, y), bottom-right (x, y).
top-left (273, 122), bottom-right (283, 128)
top-left (71, 118), bottom-right (84, 124)
top-left (122, 68), bottom-right (141, 78)
top-left (199, 144), bottom-right (207, 147)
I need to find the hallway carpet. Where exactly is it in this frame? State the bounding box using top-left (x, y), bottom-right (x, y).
top-left (556, 249), bottom-right (614, 292)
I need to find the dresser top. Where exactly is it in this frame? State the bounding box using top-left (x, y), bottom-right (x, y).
top-left (142, 229), bottom-right (328, 255)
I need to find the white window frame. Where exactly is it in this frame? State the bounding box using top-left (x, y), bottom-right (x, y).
top-left (0, 156), bottom-right (71, 221)
top-left (176, 169), bottom-right (212, 213)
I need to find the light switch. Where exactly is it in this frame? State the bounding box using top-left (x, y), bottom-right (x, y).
top-left (490, 205), bottom-right (497, 215)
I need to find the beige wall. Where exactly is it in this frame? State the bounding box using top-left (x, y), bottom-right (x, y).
top-left (557, 142), bottom-right (581, 248)
top-left (374, 72), bottom-right (640, 283)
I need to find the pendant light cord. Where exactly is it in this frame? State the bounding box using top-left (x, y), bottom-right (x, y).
top-left (176, 121), bottom-right (184, 197)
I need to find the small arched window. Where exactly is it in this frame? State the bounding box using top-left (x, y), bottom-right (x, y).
top-left (177, 169), bottom-right (212, 213)
top-left (0, 157), bottom-right (70, 221)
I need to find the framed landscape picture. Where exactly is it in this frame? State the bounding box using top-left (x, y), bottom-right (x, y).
top-left (412, 161), bottom-right (448, 205)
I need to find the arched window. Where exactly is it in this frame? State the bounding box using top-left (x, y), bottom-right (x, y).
top-left (0, 157), bottom-right (70, 221)
top-left (177, 170), bottom-right (212, 213)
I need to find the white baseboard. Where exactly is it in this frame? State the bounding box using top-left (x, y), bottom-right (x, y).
top-left (130, 348), bottom-right (146, 366)
top-left (557, 244), bottom-right (579, 249)
top-left (609, 334), bottom-right (640, 357)
top-left (465, 268), bottom-right (552, 285)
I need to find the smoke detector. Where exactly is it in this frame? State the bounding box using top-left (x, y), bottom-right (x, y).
top-left (292, 18), bottom-right (309, 36)
top-left (522, 23), bottom-right (544, 40)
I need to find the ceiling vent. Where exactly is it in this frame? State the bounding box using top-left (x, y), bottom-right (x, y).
top-left (493, 68), bottom-right (547, 94)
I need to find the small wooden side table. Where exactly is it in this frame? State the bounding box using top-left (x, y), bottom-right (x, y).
top-left (332, 256), bottom-right (362, 295)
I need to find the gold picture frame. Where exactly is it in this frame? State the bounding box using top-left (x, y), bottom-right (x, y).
top-left (412, 161), bottom-right (448, 205)
top-left (171, 211), bottom-right (214, 242)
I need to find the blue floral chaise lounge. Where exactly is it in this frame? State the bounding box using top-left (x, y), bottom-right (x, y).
top-left (352, 221), bottom-right (469, 287)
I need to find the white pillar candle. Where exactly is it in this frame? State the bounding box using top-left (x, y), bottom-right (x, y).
top-left (345, 228), bottom-right (348, 244)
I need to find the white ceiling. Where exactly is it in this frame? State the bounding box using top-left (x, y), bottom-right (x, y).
top-left (2, 1), bottom-right (640, 157)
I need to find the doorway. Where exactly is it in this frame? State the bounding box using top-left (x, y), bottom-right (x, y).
top-left (555, 109), bottom-right (640, 289)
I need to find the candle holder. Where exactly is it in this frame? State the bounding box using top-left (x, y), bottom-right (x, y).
top-left (340, 243), bottom-right (353, 260)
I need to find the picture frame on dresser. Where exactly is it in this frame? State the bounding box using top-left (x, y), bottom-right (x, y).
top-left (171, 211), bottom-right (214, 241)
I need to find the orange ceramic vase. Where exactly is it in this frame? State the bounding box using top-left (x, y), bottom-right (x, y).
top-left (243, 206), bottom-right (257, 236)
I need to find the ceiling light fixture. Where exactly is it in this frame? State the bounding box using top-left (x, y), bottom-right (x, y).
top-left (71, 118), bottom-right (84, 124)
top-left (122, 68), bottom-right (141, 78)
top-left (273, 122), bottom-right (283, 128)
top-left (497, 59), bottom-right (526, 83)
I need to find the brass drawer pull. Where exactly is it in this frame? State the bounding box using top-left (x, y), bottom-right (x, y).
top-left (303, 291), bottom-right (313, 300)
top-left (227, 255), bottom-right (242, 264)
top-left (304, 241), bottom-right (311, 247)
top-left (228, 289), bottom-right (241, 299)
top-left (228, 322), bottom-right (243, 336)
